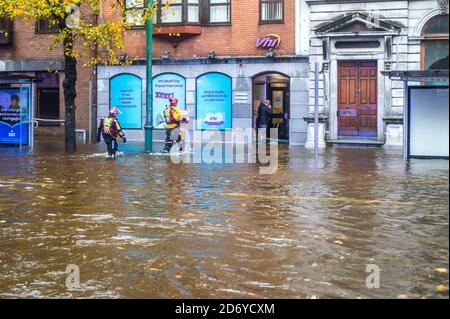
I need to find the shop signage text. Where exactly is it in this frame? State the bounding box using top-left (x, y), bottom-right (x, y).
top-left (256, 34), bottom-right (281, 49)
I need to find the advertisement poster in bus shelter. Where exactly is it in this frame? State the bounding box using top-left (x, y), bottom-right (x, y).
top-left (196, 73), bottom-right (232, 130)
top-left (0, 88), bottom-right (30, 145)
top-left (152, 73), bottom-right (186, 129)
top-left (110, 74), bottom-right (142, 129)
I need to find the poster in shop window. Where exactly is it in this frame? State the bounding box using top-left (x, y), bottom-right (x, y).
top-left (0, 88), bottom-right (30, 145)
top-left (110, 73), bottom-right (142, 129)
top-left (196, 73), bottom-right (232, 130)
top-left (152, 73), bottom-right (186, 129)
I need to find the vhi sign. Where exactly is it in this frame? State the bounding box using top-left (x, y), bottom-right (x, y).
top-left (256, 34), bottom-right (281, 49)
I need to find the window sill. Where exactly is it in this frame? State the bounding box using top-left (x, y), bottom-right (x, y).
top-left (259, 20), bottom-right (284, 25)
top-left (203, 23), bottom-right (231, 27)
top-left (153, 25), bottom-right (202, 36)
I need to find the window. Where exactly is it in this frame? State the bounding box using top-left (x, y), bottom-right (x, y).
top-left (36, 19), bottom-right (59, 33)
top-left (196, 72), bottom-right (232, 130)
top-left (156, 0), bottom-right (200, 25)
top-left (110, 74), bottom-right (143, 129)
top-left (125, 0), bottom-right (146, 27)
top-left (421, 15), bottom-right (449, 71)
top-left (260, 0), bottom-right (284, 24)
top-left (152, 73), bottom-right (186, 129)
top-left (36, 72), bottom-right (60, 126)
top-left (208, 0), bottom-right (231, 24)
top-left (0, 17), bottom-right (13, 45)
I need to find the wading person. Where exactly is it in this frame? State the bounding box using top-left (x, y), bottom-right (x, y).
top-left (256, 99), bottom-right (272, 141)
top-left (97, 107), bottom-right (127, 158)
top-left (162, 97), bottom-right (185, 153)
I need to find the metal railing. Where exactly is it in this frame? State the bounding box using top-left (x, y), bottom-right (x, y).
top-left (33, 118), bottom-right (65, 128)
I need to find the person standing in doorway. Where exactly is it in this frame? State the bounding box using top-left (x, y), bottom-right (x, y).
top-left (97, 107), bottom-right (127, 158)
top-left (256, 99), bottom-right (273, 140)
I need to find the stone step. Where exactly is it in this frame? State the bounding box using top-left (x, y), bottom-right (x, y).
top-left (327, 139), bottom-right (385, 148)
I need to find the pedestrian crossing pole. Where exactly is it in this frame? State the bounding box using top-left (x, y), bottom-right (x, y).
top-left (145, 1), bottom-right (154, 153)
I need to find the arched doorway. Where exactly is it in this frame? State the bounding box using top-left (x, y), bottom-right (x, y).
top-left (252, 72), bottom-right (290, 142)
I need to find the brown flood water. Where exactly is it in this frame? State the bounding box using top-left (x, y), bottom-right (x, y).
top-left (0, 140), bottom-right (448, 298)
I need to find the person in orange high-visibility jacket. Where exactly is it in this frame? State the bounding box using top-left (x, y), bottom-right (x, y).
top-left (97, 107), bottom-right (127, 158)
top-left (162, 97), bottom-right (185, 153)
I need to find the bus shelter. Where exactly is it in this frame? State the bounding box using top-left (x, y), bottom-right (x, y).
top-left (382, 70), bottom-right (449, 160)
top-left (0, 75), bottom-right (34, 148)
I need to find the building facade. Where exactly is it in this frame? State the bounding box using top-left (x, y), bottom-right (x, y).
top-left (98, 0), bottom-right (311, 144)
top-left (299, 0), bottom-right (449, 147)
top-left (0, 15), bottom-right (95, 140)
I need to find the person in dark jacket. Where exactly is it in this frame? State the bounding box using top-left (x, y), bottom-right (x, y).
top-left (256, 99), bottom-right (272, 140)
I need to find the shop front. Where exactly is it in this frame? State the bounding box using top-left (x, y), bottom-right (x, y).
top-left (96, 56), bottom-right (309, 145)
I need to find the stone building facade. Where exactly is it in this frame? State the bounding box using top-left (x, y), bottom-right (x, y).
top-left (298, 0), bottom-right (448, 147)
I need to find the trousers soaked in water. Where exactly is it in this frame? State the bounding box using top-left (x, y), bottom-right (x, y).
top-left (164, 127), bottom-right (182, 152)
top-left (102, 133), bottom-right (118, 156)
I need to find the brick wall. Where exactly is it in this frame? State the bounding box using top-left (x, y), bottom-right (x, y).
top-left (105, 0), bottom-right (296, 59)
top-left (0, 14), bottom-right (95, 135)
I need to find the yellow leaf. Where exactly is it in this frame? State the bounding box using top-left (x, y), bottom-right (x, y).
top-left (147, 268), bottom-right (162, 272)
top-left (435, 268), bottom-right (448, 273)
top-left (436, 284), bottom-right (449, 293)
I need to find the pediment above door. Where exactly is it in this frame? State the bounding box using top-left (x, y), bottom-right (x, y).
top-left (315, 12), bottom-right (403, 38)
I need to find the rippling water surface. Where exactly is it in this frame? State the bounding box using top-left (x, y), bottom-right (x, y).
top-left (0, 140), bottom-right (448, 298)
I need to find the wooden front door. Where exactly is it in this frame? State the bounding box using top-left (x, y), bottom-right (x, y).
top-left (338, 61), bottom-right (378, 137)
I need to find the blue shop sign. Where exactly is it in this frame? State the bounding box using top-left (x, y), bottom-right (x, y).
top-left (110, 73), bottom-right (142, 129)
top-left (153, 73), bottom-right (186, 129)
top-left (0, 87), bottom-right (30, 145)
top-left (196, 73), bottom-right (232, 130)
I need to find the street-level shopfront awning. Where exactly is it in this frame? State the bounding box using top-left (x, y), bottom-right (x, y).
top-left (382, 70), bottom-right (449, 160)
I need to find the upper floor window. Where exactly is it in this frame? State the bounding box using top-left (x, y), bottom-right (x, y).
top-left (156, 0), bottom-right (200, 25)
top-left (125, 0), bottom-right (146, 27)
top-left (260, 0), bottom-right (284, 24)
top-left (0, 17), bottom-right (13, 45)
top-left (36, 19), bottom-right (59, 33)
top-left (421, 15), bottom-right (449, 71)
top-left (208, 0), bottom-right (231, 24)
top-left (422, 14), bottom-right (449, 37)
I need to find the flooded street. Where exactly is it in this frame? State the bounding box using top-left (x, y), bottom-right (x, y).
top-left (0, 140), bottom-right (448, 299)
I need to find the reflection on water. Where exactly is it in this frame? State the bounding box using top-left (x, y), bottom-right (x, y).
top-left (0, 140), bottom-right (448, 298)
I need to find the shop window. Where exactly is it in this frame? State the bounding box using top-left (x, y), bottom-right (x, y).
top-left (0, 17), bottom-right (13, 45)
top-left (196, 72), bottom-right (232, 130)
top-left (36, 72), bottom-right (60, 126)
top-left (421, 15), bottom-right (449, 71)
top-left (155, 0), bottom-right (200, 25)
top-left (36, 19), bottom-right (59, 33)
top-left (152, 73), bottom-right (186, 129)
top-left (207, 0), bottom-right (231, 24)
top-left (38, 89), bottom-right (60, 126)
top-left (125, 0), bottom-right (146, 27)
top-left (110, 73), bottom-right (143, 129)
top-left (260, 0), bottom-right (284, 24)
